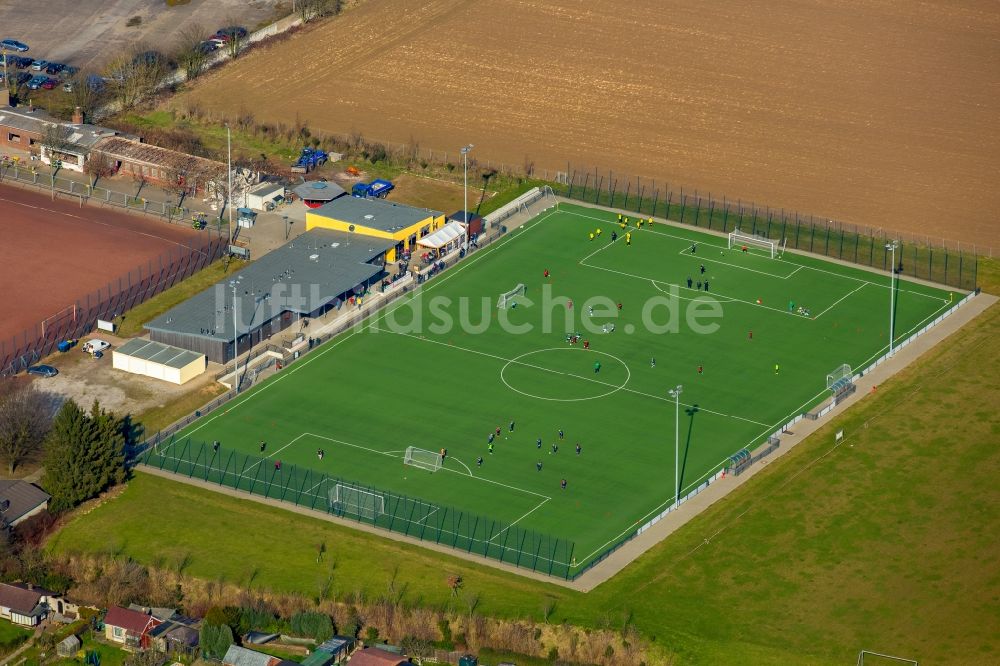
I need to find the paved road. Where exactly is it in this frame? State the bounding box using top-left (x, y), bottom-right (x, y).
top-left (0, 0), bottom-right (281, 71)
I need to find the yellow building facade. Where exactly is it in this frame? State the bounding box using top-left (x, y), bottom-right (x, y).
top-left (306, 196), bottom-right (446, 262)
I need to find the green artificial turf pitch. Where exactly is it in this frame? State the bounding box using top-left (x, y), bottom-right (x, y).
top-left (161, 201), bottom-right (957, 573)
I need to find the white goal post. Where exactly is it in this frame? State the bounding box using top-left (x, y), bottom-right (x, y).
top-left (404, 446), bottom-right (443, 472)
top-left (496, 283), bottom-right (526, 309)
top-left (329, 483), bottom-right (385, 520)
top-left (728, 229), bottom-right (776, 258)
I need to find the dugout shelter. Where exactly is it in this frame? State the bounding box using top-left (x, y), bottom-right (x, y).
top-left (145, 229), bottom-right (393, 363)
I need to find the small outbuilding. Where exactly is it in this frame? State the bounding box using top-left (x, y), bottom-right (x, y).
top-left (346, 647), bottom-right (408, 666)
top-left (294, 180), bottom-right (346, 208)
top-left (447, 210), bottom-right (484, 238)
top-left (57, 635), bottom-right (81, 657)
top-left (112, 339), bottom-right (207, 385)
top-left (245, 181), bottom-right (285, 211)
top-left (0, 480), bottom-right (50, 527)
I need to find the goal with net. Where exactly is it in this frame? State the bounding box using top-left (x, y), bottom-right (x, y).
top-left (329, 483), bottom-right (385, 521)
top-left (497, 283), bottom-right (526, 309)
top-left (404, 446), bottom-right (443, 472)
top-left (728, 230), bottom-right (776, 258)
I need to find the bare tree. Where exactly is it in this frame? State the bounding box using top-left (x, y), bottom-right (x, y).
top-left (105, 45), bottom-right (166, 110)
top-left (42, 123), bottom-right (74, 156)
top-left (0, 385), bottom-right (54, 474)
top-left (173, 24), bottom-right (209, 79)
top-left (68, 69), bottom-right (106, 116)
top-left (83, 149), bottom-right (116, 186)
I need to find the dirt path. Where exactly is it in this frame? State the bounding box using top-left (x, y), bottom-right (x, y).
top-left (173, 0), bottom-right (1000, 249)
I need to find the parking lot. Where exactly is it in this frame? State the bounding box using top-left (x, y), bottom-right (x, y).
top-left (0, 0), bottom-right (281, 72)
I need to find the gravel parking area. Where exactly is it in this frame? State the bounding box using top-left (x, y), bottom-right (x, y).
top-left (0, 0), bottom-right (283, 71)
top-left (33, 332), bottom-right (222, 418)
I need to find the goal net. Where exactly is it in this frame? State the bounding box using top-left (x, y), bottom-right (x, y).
top-left (404, 446), bottom-right (442, 472)
top-left (728, 230), bottom-right (776, 258)
top-left (329, 483), bottom-right (385, 521)
top-left (496, 283), bottom-right (526, 309)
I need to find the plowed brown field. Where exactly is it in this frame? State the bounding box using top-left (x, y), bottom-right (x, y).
top-left (175, 0), bottom-right (1000, 248)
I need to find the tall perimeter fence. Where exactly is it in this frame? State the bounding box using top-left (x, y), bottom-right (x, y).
top-left (557, 169), bottom-right (980, 291)
top-left (0, 230), bottom-right (228, 376)
top-left (142, 439), bottom-right (575, 579)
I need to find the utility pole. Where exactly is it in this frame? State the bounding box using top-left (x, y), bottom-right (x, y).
top-left (230, 277), bottom-right (242, 392)
top-left (226, 124), bottom-right (234, 243)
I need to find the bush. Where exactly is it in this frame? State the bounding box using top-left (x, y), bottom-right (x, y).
top-left (290, 611), bottom-right (333, 642)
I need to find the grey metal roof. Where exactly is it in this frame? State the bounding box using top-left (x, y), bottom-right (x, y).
top-left (0, 480), bottom-right (51, 525)
top-left (145, 229), bottom-right (393, 342)
top-left (0, 105), bottom-right (128, 150)
top-left (223, 645), bottom-right (275, 666)
top-left (115, 339), bottom-right (204, 368)
top-left (311, 196), bottom-right (441, 233)
top-left (293, 180), bottom-right (345, 201)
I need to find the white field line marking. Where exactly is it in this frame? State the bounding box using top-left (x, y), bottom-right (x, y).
top-left (305, 432), bottom-right (551, 500)
top-left (487, 498), bottom-right (550, 544)
top-left (582, 258), bottom-right (800, 319)
top-left (241, 433), bottom-right (311, 477)
top-left (812, 283), bottom-right (867, 320)
top-left (650, 278), bottom-right (740, 303)
top-left (0, 193), bottom-right (202, 251)
top-left (371, 325), bottom-right (772, 428)
top-left (673, 245), bottom-right (798, 279)
top-left (565, 207), bottom-right (947, 301)
top-left (182, 209), bottom-right (563, 440)
top-left (447, 457), bottom-right (473, 476)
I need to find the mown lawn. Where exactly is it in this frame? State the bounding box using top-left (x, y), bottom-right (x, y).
top-left (115, 258), bottom-right (244, 338)
top-left (49, 295), bottom-right (1000, 664)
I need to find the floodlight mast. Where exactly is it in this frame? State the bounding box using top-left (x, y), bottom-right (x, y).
top-left (461, 144), bottom-right (473, 231)
top-left (669, 385), bottom-right (683, 507)
top-left (886, 241), bottom-right (898, 356)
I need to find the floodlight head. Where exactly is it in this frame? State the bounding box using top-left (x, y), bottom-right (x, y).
top-left (461, 144), bottom-right (474, 154)
top-left (885, 240), bottom-right (898, 250)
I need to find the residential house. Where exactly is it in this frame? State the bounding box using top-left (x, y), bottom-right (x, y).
top-left (346, 647), bottom-right (409, 666)
top-left (0, 480), bottom-right (51, 528)
top-left (104, 605), bottom-right (162, 650)
top-left (0, 582), bottom-right (64, 626)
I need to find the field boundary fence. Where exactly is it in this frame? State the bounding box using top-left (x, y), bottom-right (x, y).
top-left (0, 231), bottom-right (227, 376)
top-left (559, 167), bottom-right (981, 290)
top-left (140, 439), bottom-right (575, 579)
top-left (0, 161), bottom-right (223, 231)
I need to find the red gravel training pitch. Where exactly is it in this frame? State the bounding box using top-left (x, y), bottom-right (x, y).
top-left (0, 185), bottom-right (204, 344)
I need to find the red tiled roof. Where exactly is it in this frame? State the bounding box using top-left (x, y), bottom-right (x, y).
top-left (104, 606), bottom-right (160, 634)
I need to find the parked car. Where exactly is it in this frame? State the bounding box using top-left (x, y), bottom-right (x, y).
top-left (82, 339), bottom-right (111, 354)
top-left (86, 74), bottom-right (106, 92)
top-left (13, 56), bottom-right (32, 69)
top-left (216, 26), bottom-right (247, 39)
top-left (45, 62), bottom-right (64, 75)
top-left (30, 59), bottom-right (47, 71)
top-left (41, 78), bottom-right (57, 89)
top-left (0, 39), bottom-right (29, 52)
top-left (198, 40), bottom-right (219, 54)
top-left (62, 81), bottom-right (74, 92)
top-left (27, 365), bottom-right (58, 378)
top-left (131, 50), bottom-right (165, 67)
top-left (58, 65), bottom-right (79, 79)
top-left (26, 74), bottom-right (47, 90)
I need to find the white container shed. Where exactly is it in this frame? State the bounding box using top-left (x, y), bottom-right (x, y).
top-left (112, 339), bottom-right (207, 385)
top-left (246, 181), bottom-right (285, 211)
